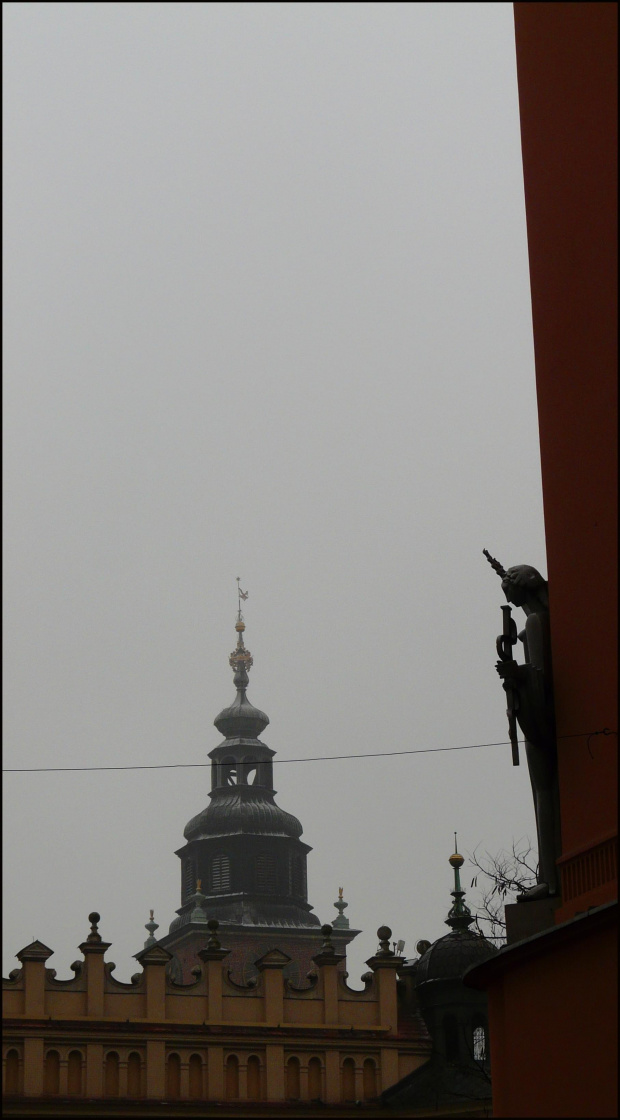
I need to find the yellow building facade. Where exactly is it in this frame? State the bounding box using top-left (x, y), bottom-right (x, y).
top-left (3, 914), bottom-right (431, 1115)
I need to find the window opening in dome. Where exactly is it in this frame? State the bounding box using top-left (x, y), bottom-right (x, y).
top-left (239, 757), bottom-right (258, 785)
top-left (221, 758), bottom-right (237, 786)
top-left (212, 854), bottom-right (231, 892)
top-left (473, 1023), bottom-right (487, 1062)
top-left (256, 855), bottom-right (276, 893)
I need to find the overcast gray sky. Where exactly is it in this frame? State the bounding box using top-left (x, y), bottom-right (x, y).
top-left (4, 1), bottom-right (546, 982)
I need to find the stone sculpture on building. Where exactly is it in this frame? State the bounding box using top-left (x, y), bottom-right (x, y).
top-left (484, 549), bottom-right (561, 899)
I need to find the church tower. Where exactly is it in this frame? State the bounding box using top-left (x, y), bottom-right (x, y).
top-left (159, 595), bottom-right (358, 982)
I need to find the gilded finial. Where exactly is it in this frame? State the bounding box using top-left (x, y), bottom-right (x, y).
top-left (230, 580), bottom-right (253, 682)
top-left (445, 834), bottom-right (473, 931)
top-left (333, 887), bottom-right (349, 928)
top-left (449, 832), bottom-right (464, 870)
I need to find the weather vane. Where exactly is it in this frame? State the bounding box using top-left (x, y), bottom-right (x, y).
top-left (236, 577), bottom-right (249, 621)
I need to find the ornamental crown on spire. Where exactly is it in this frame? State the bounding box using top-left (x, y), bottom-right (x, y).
top-left (230, 579), bottom-right (253, 681)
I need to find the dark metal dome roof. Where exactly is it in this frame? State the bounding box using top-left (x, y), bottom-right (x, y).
top-left (168, 897), bottom-right (321, 933)
top-left (415, 929), bottom-right (498, 985)
top-left (184, 790), bottom-right (304, 841)
top-left (214, 692), bottom-right (269, 739)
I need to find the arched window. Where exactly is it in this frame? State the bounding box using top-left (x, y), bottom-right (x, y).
top-left (444, 1015), bottom-right (459, 1062)
top-left (44, 1050), bottom-right (60, 1096)
top-left (5, 1049), bottom-right (20, 1095)
top-left (473, 1024), bottom-right (487, 1062)
top-left (67, 1050), bottom-right (83, 1096)
top-left (225, 1054), bottom-right (239, 1100)
top-left (166, 1053), bottom-right (181, 1099)
top-left (362, 1059), bottom-right (377, 1100)
top-left (127, 1052), bottom-right (142, 1098)
top-left (247, 1055), bottom-right (261, 1100)
top-left (239, 757), bottom-right (258, 785)
top-left (255, 854), bottom-right (276, 892)
top-left (104, 1052), bottom-right (119, 1097)
top-left (342, 1057), bottom-right (356, 1102)
top-left (212, 854), bottom-right (231, 892)
top-left (308, 1057), bottom-right (322, 1101)
top-left (221, 758), bottom-right (237, 786)
top-left (286, 1056), bottom-right (300, 1100)
top-left (189, 1054), bottom-right (203, 1099)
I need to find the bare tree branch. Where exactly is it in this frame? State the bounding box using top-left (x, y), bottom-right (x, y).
top-left (467, 838), bottom-right (538, 944)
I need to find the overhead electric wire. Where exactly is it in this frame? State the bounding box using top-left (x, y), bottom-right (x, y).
top-left (2, 729), bottom-right (613, 773)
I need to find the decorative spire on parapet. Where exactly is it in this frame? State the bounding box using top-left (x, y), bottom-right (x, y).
top-left (79, 912), bottom-right (111, 956)
top-left (376, 925), bottom-right (395, 957)
top-left (188, 881), bottom-right (209, 925)
top-left (143, 910), bottom-right (159, 948)
top-left (197, 919), bottom-right (231, 965)
top-left (445, 833), bottom-right (474, 932)
top-left (312, 923), bottom-right (345, 967)
top-left (332, 886), bottom-right (350, 929)
top-left (86, 912), bottom-right (102, 944)
top-left (229, 579), bottom-right (253, 690)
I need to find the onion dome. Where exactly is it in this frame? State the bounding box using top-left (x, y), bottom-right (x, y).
top-left (416, 837), bottom-right (498, 986)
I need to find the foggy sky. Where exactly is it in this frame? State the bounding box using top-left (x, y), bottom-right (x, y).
top-left (3, 2), bottom-right (546, 982)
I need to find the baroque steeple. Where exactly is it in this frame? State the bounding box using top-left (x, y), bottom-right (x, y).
top-left (167, 587), bottom-right (320, 935)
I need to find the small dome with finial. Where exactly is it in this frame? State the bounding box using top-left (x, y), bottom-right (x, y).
top-left (213, 596), bottom-right (269, 738)
top-left (415, 837), bottom-right (498, 986)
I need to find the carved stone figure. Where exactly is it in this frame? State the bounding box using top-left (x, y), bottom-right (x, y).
top-left (484, 551), bottom-right (562, 900)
